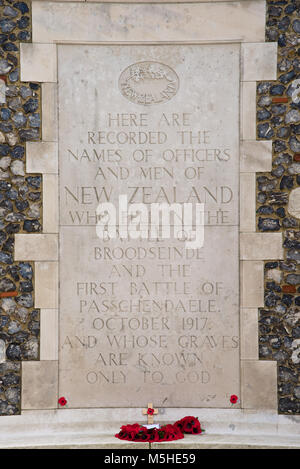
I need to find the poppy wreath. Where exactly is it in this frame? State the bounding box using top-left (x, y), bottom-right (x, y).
top-left (115, 416), bottom-right (204, 442)
top-left (174, 416), bottom-right (203, 435)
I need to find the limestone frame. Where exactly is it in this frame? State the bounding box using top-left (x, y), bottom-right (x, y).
top-left (15, 0), bottom-right (281, 414)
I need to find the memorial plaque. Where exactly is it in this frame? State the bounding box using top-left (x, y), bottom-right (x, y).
top-left (58, 44), bottom-right (240, 407)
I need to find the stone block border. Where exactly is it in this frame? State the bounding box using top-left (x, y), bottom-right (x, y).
top-left (0, 0), bottom-right (299, 417)
top-left (0, 0), bottom-right (42, 416)
top-left (256, 0), bottom-right (300, 415)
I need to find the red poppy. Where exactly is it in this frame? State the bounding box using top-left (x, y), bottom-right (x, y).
top-left (115, 416), bottom-right (202, 442)
top-left (230, 394), bottom-right (238, 404)
top-left (140, 430), bottom-right (151, 441)
top-left (192, 420), bottom-right (202, 434)
top-left (58, 396), bottom-right (67, 407)
top-left (148, 430), bottom-right (158, 442)
top-left (147, 408), bottom-right (154, 415)
top-left (174, 416), bottom-right (202, 435)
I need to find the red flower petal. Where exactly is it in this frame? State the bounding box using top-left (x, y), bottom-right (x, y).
top-left (115, 416), bottom-right (202, 442)
top-left (58, 397), bottom-right (67, 406)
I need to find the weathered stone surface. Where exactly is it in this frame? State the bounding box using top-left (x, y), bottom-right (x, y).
top-left (256, 1), bottom-right (300, 415)
top-left (58, 44), bottom-right (240, 408)
top-left (0, 0), bottom-right (41, 416)
top-left (0, 0), bottom-right (299, 419)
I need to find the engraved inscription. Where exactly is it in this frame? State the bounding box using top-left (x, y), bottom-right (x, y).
top-left (119, 61), bottom-right (179, 106)
top-left (58, 44), bottom-right (240, 408)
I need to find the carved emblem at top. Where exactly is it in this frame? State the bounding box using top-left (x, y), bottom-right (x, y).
top-left (119, 61), bottom-right (179, 106)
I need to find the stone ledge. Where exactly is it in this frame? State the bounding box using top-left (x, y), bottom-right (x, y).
top-left (2, 433), bottom-right (300, 449)
top-left (1, 408), bottom-right (300, 440)
top-left (1, 429), bottom-right (300, 449)
top-left (152, 433), bottom-right (300, 449)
